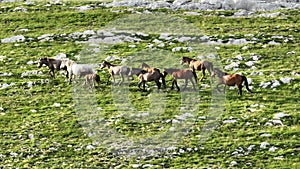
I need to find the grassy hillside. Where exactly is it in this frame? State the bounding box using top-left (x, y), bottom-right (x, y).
top-left (0, 1), bottom-right (299, 168)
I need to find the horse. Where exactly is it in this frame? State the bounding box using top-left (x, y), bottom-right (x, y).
top-left (180, 56), bottom-right (214, 82)
top-left (163, 68), bottom-right (197, 91)
top-left (141, 62), bottom-right (166, 88)
top-left (83, 73), bottom-right (101, 91)
top-left (60, 59), bottom-right (98, 84)
top-left (37, 57), bottom-right (68, 78)
top-left (212, 68), bottom-right (252, 96)
top-left (138, 70), bottom-right (161, 91)
top-left (100, 61), bottom-right (130, 85)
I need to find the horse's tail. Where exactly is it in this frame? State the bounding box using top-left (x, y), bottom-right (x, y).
top-left (242, 76), bottom-right (252, 93)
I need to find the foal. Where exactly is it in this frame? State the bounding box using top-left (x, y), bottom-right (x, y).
top-left (37, 57), bottom-right (68, 78)
top-left (163, 68), bottom-right (197, 91)
top-left (212, 68), bottom-right (252, 96)
top-left (180, 56), bottom-right (214, 82)
top-left (100, 61), bottom-right (130, 85)
top-left (83, 73), bottom-right (101, 91)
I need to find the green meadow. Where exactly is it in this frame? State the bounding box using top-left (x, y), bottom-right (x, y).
top-left (0, 1), bottom-right (299, 168)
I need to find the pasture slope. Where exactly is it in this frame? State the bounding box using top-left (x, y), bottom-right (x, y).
top-left (0, 1), bottom-right (299, 168)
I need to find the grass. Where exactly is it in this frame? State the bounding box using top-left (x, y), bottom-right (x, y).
top-left (0, 1), bottom-right (299, 168)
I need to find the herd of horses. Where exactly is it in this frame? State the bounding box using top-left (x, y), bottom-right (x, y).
top-left (37, 56), bottom-right (253, 96)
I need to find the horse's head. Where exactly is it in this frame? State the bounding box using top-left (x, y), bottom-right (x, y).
top-left (212, 68), bottom-right (225, 78)
top-left (180, 57), bottom-right (189, 65)
top-left (37, 58), bottom-right (47, 68)
top-left (100, 61), bottom-right (108, 69)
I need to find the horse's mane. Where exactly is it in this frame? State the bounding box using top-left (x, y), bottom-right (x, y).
top-left (104, 61), bottom-right (116, 67)
top-left (214, 68), bottom-right (229, 75)
top-left (141, 63), bottom-right (151, 68)
top-left (182, 56), bottom-right (197, 62)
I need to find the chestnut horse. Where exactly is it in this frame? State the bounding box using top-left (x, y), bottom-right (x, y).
top-left (212, 68), bottom-right (252, 96)
top-left (100, 61), bottom-right (130, 85)
top-left (37, 57), bottom-right (68, 78)
top-left (163, 68), bottom-right (197, 91)
top-left (180, 56), bottom-right (214, 82)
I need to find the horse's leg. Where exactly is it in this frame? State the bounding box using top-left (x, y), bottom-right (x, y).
top-left (161, 75), bottom-right (166, 88)
top-left (143, 81), bottom-right (146, 91)
top-left (171, 80), bottom-right (175, 90)
top-left (68, 72), bottom-right (73, 84)
top-left (238, 85), bottom-right (243, 96)
top-left (174, 79), bottom-right (180, 91)
top-left (155, 80), bottom-right (161, 90)
top-left (119, 74), bottom-right (124, 85)
top-left (191, 78), bottom-right (196, 90)
top-left (216, 84), bottom-right (222, 92)
top-left (112, 75), bottom-right (116, 86)
top-left (106, 75), bottom-right (110, 85)
top-left (183, 79), bottom-right (188, 90)
top-left (200, 68), bottom-right (206, 81)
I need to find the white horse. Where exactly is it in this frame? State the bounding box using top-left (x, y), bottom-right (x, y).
top-left (60, 59), bottom-right (98, 84)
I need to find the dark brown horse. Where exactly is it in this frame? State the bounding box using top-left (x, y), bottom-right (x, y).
top-left (163, 68), bottom-right (197, 91)
top-left (37, 57), bottom-right (68, 78)
top-left (212, 68), bottom-right (252, 96)
top-left (180, 56), bottom-right (214, 82)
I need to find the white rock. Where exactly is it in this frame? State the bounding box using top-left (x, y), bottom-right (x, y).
top-left (30, 109), bottom-right (37, 113)
top-left (230, 161), bottom-right (238, 166)
top-left (260, 133), bottom-right (271, 137)
top-left (132, 164), bottom-right (141, 168)
top-left (86, 145), bottom-right (95, 150)
top-left (53, 103), bottom-right (61, 107)
top-left (223, 119), bottom-right (237, 124)
top-left (236, 55), bottom-right (243, 60)
top-left (247, 145), bottom-right (255, 152)
top-left (280, 77), bottom-right (293, 84)
top-left (274, 112), bottom-right (290, 119)
top-left (260, 142), bottom-right (270, 149)
top-left (270, 80), bottom-right (280, 88)
top-left (1, 35), bottom-right (25, 43)
top-left (245, 61), bottom-right (255, 67)
top-left (28, 134), bottom-right (34, 139)
top-left (269, 146), bottom-right (278, 152)
top-left (271, 119), bottom-right (284, 126)
top-left (268, 40), bottom-right (280, 45)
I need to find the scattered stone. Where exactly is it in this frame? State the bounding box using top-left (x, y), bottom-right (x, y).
top-left (260, 142), bottom-right (270, 149)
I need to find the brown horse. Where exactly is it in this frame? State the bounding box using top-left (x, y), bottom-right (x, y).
top-left (141, 62), bottom-right (166, 88)
top-left (83, 73), bottom-right (101, 91)
top-left (100, 61), bottom-right (130, 85)
top-left (212, 68), bottom-right (252, 96)
top-left (163, 68), bottom-right (197, 91)
top-left (138, 71), bottom-right (161, 91)
top-left (180, 56), bottom-right (214, 82)
top-left (37, 57), bottom-right (68, 78)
